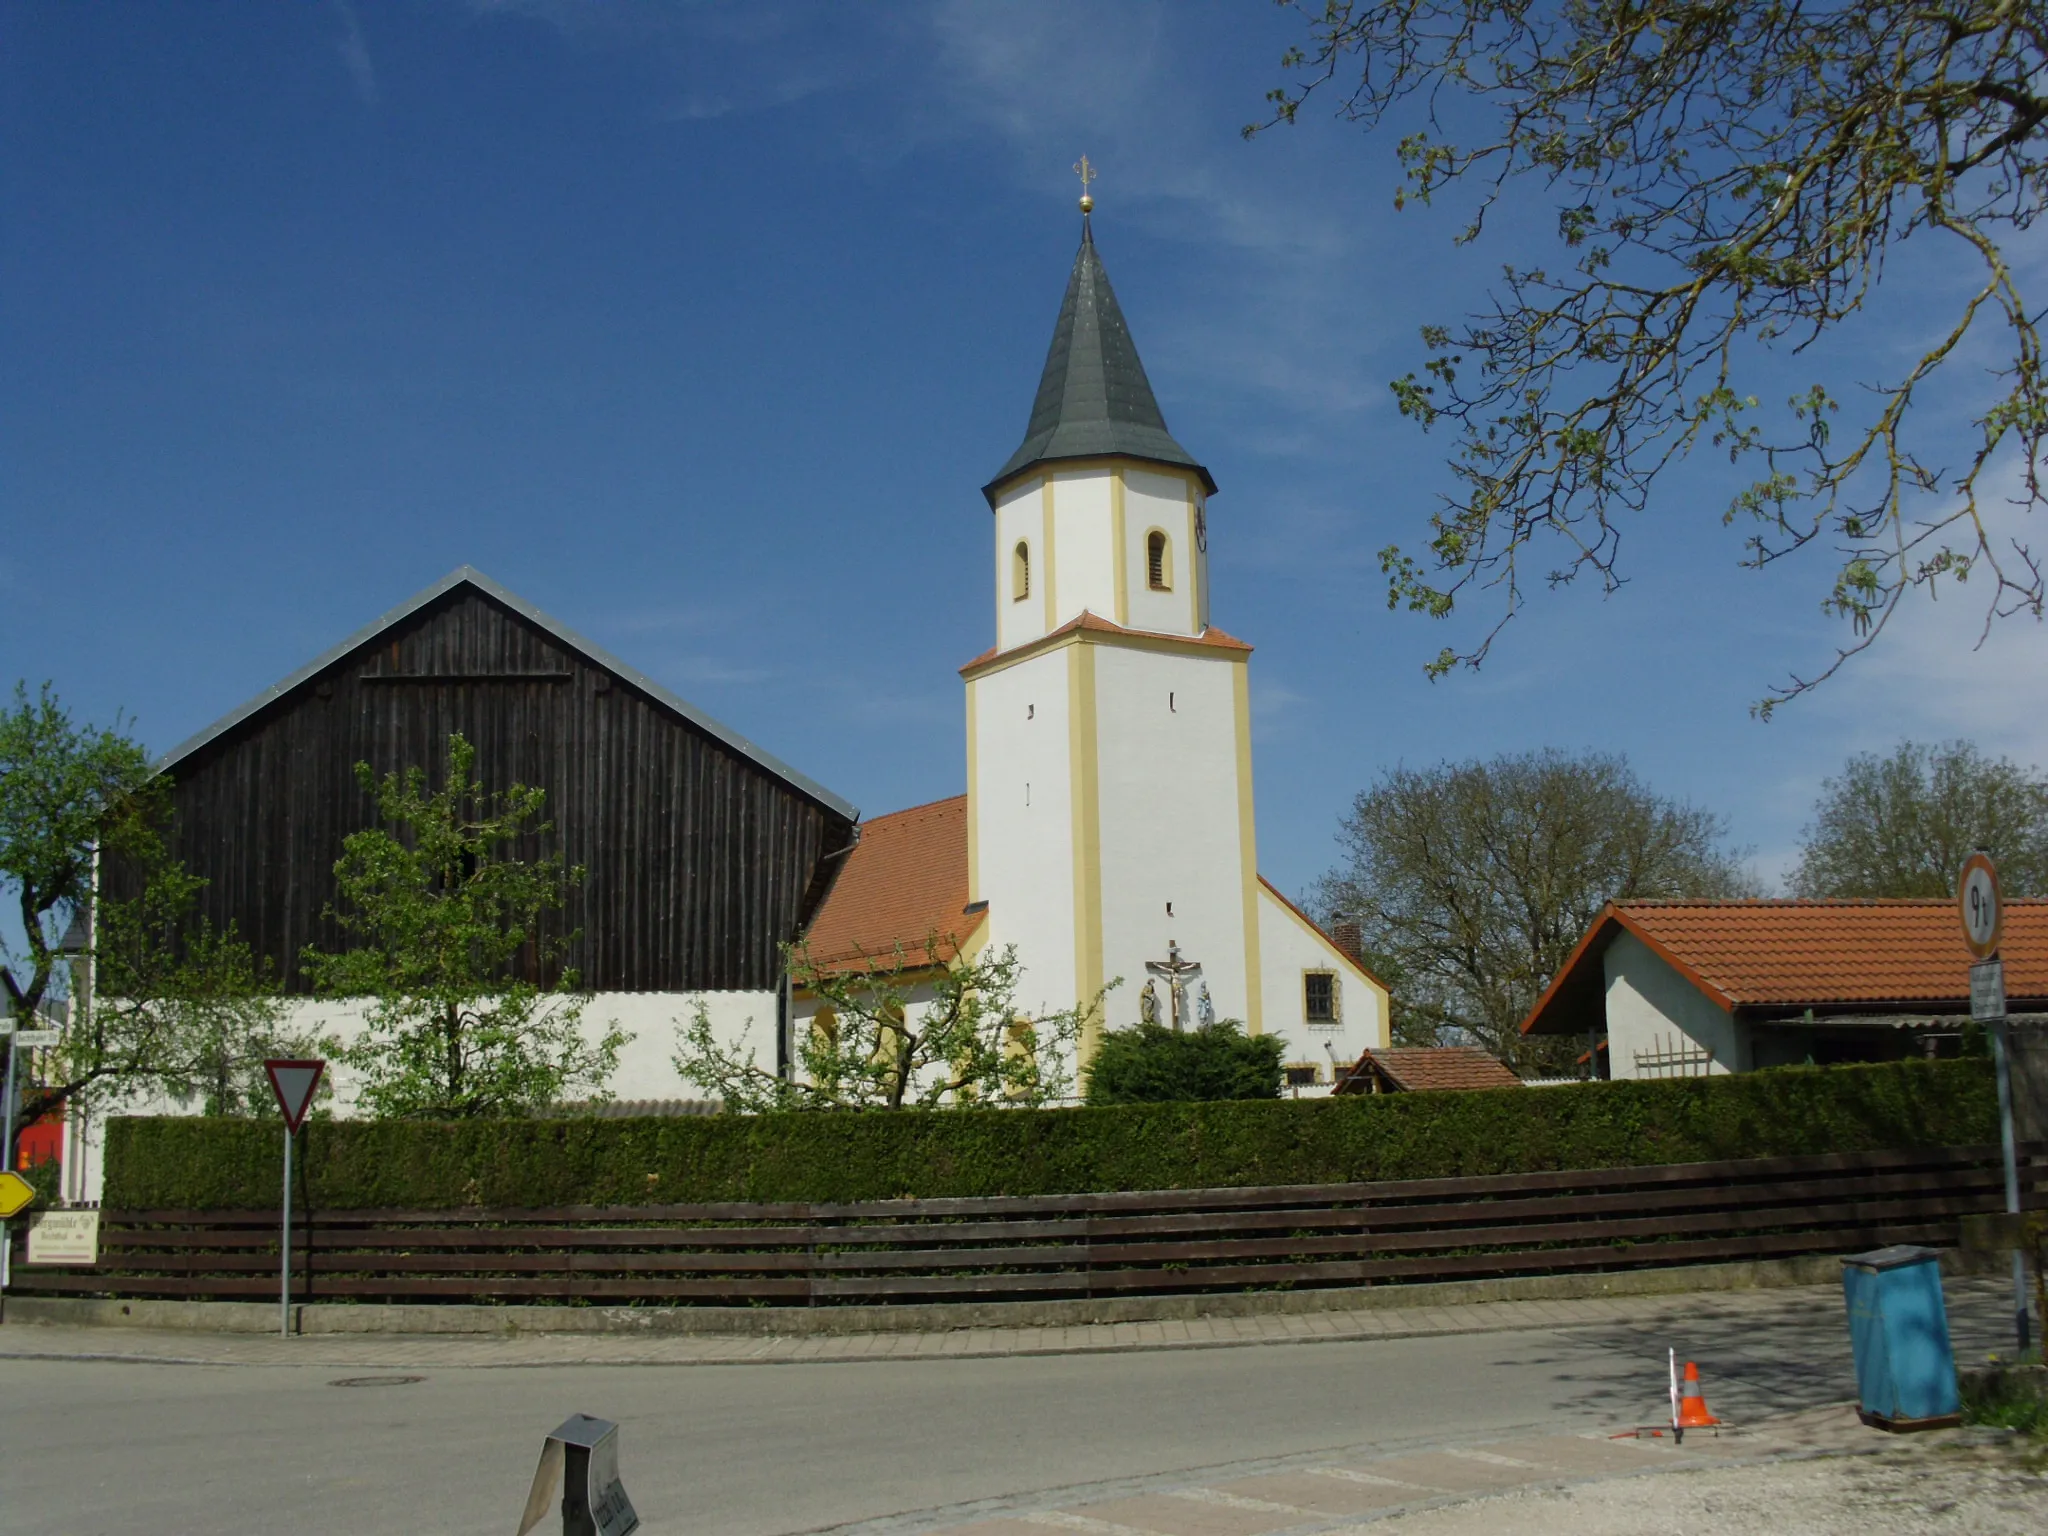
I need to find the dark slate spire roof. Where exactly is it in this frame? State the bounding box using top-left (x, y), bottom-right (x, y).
top-left (983, 222), bottom-right (1215, 504)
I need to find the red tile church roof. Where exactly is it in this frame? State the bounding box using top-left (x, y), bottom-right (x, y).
top-left (799, 796), bottom-right (984, 975)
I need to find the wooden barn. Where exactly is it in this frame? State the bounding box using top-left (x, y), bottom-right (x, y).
top-left (78, 568), bottom-right (857, 1187)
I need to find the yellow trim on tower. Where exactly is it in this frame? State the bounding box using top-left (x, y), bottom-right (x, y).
top-left (1111, 469), bottom-right (1129, 627)
top-left (964, 676), bottom-right (980, 902)
top-left (1232, 656), bottom-right (1263, 1035)
top-left (962, 619), bottom-right (1250, 682)
top-left (1184, 482), bottom-right (1201, 635)
top-left (1067, 640), bottom-right (1105, 1059)
top-left (1040, 476), bottom-right (1058, 634)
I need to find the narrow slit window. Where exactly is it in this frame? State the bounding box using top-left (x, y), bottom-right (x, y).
top-left (1146, 530), bottom-right (1171, 591)
top-left (1013, 541), bottom-right (1031, 600)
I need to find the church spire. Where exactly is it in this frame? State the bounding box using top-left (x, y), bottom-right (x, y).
top-left (983, 216), bottom-right (1216, 506)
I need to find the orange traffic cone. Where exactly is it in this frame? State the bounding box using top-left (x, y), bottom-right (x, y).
top-left (1675, 1360), bottom-right (1721, 1435)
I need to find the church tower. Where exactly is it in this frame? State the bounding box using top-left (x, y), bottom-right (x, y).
top-left (964, 208), bottom-right (1262, 1050)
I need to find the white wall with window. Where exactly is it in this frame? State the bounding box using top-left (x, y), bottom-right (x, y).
top-left (1255, 881), bottom-right (1389, 1096)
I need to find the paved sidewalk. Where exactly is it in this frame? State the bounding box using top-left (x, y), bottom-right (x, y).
top-left (0, 1277), bottom-right (2027, 1370)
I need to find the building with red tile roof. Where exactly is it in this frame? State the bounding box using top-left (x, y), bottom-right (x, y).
top-left (800, 796), bottom-right (985, 975)
top-left (1333, 1046), bottom-right (1523, 1095)
top-left (1521, 899), bottom-right (2048, 1077)
top-left (789, 211), bottom-right (1394, 1097)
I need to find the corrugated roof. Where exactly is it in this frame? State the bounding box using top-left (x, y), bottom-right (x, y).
top-left (153, 566), bottom-right (858, 823)
top-left (800, 795), bottom-right (985, 974)
top-left (1336, 1047), bottom-right (1523, 1094)
top-left (1522, 898), bottom-right (2048, 1035)
top-left (984, 222), bottom-right (1215, 503)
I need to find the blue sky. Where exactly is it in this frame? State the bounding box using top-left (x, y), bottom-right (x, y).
top-left (4, 1), bottom-right (2044, 899)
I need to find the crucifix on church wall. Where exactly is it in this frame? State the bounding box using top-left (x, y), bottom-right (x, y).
top-left (1143, 939), bottom-right (1204, 1032)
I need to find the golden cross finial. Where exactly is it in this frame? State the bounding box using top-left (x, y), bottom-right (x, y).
top-left (1073, 154), bottom-right (1096, 214)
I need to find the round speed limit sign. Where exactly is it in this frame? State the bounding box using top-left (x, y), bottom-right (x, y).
top-left (1959, 852), bottom-right (2002, 959)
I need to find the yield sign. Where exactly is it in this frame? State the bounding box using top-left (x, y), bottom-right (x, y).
top-left (0, 1169), bottom-right (35, 1219)
top-left (264, 1059), bottom-right (325, 1132)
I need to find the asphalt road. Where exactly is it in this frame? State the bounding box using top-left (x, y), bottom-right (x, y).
top-left (0, 1290), bottom-right (2019, 1536)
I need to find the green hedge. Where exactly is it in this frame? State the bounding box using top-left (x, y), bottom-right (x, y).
top-left (105, 1059), bottom-right (1997, 1211)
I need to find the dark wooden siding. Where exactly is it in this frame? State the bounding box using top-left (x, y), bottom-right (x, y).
top-left (115, 587), bottom-right (856, 993)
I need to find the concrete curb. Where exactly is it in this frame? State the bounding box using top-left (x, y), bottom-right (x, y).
top-left (0, 1249), bottom-right (2003, 1337)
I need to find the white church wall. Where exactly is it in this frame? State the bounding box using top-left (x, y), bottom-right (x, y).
top-left (1257, 883), bottom-right (1389, 1096)
top-left (1602, 931), bottom-right (1745, 1079)
top-left (1123, 468), bottom-right (1198, 636)
top-left (1050, 468), bottom-right (1118, 624)
top-left (970, 654), bottom-right (1079, 1016)
top-left (1092, 644), bottom-right (1250, 1030)
top-left (995, 479), bottom-right (1046, 653)
top-left (61, 989), bottom-right (767, 1204)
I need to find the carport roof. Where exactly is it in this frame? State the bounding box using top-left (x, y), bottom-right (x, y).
top-left (1521, 898), bottom-right (2048, 1035)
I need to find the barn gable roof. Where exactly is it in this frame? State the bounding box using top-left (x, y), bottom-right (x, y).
top-left (155, 566), bottom-right (859, 823)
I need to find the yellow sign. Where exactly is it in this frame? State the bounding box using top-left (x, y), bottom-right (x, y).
top-left (0, 1169), bottom-right (36, 1220)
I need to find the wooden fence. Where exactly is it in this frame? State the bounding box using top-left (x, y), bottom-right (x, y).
top-left (9, 1143), bottom-right (2043, 1307)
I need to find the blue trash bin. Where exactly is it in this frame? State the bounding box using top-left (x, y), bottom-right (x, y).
top-left (1840, 1244), bottom-right (1962, 1431)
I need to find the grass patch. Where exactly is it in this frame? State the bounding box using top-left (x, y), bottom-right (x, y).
top-left (1962, 1364), bottom-right (2048, 1438)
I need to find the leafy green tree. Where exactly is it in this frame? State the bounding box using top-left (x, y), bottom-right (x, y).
top-left (1254, 2), bottom-right (2048, 713)
top-left (1316, 749), bottom-right (1751, 1067)
top-left (676, 936), bottom-right (1110, 1111)
top-left (1083, 1020), bottom-right (1285, 1105)
top-left (1793, 740), bottom-right (2048, 898)
top-left (1, 682), bottom-right (291, 1158)
top-left (303, 733), bottom-right (624, 1119)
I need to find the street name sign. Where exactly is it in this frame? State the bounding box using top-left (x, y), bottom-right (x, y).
top-left (0, 1169), bottom-right (36, 1220)
top-left (264, 1059), bottom-right (325, 1132)
top-left (1960, 852), bottom-right (2003, 959)
top-left (26, 1209), bottom-right (98, 1265)
top-left (7, 1030), bottom-right (59, 1048)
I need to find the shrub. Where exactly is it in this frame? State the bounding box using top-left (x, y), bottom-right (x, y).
top-left (102, 1059), bottom-right (1997, 1211)
top-left (1084, 1021), bottom-right (1284, 1104)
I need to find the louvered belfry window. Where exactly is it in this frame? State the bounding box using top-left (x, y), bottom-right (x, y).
top-left (1014, 541), bottom-right (1030, 600)
top-left (1147, 530), bottom-right (1170, 590)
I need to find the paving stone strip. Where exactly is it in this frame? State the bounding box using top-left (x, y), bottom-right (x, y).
top-left (824, 1409), bottom-right (1990, 1536)
top-left (0, 1280), bottom-right (1903, 1369)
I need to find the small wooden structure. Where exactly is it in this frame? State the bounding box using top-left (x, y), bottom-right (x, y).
top-left (1333, 1046), bottom-right (1522, 1095)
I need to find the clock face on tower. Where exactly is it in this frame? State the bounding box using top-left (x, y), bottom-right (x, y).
top-left (1194, 505), bottom-right (1207, 552)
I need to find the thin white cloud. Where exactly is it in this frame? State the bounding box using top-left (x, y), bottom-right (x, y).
top-left (332, 0), bottom-right (379, 107)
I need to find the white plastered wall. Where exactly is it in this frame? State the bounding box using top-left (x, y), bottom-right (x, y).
top-left (1050, 468), bottom-right (1117, 624)
top-left (1602, 930), bottom-right (1747, 1078)
top-left (1256, 883), bottom-right (1390, 1095)
top-left (1092, 644), bottom-right (1250, 1029)
top-left (1122, 469), bottom-right (1202, 637)
top-left (63, 990), bottom-right (769, 1204)
top-left (968, 653), bottom-right (1079, 1016)
top-left (995, 479), bottom-right (1046, 653)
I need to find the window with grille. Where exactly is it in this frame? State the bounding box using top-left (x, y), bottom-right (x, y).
top-left (1284, 1064), bottom-right (1321, 1087)
top-left (1303, 971), bottom-right (1337, 1023)
top-left (1013, 541), bottom-right (1030, 600)
top-left (1146, 529), bottom-right (1171, 590)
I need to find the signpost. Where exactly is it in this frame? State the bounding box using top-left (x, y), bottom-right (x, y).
top-left (0, 1021), bottom-right (59, 1292)
top-left (263, 1058), bottom-right (325, 1338)
top-left (1959, 854), bottom-right (2029, 1354)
